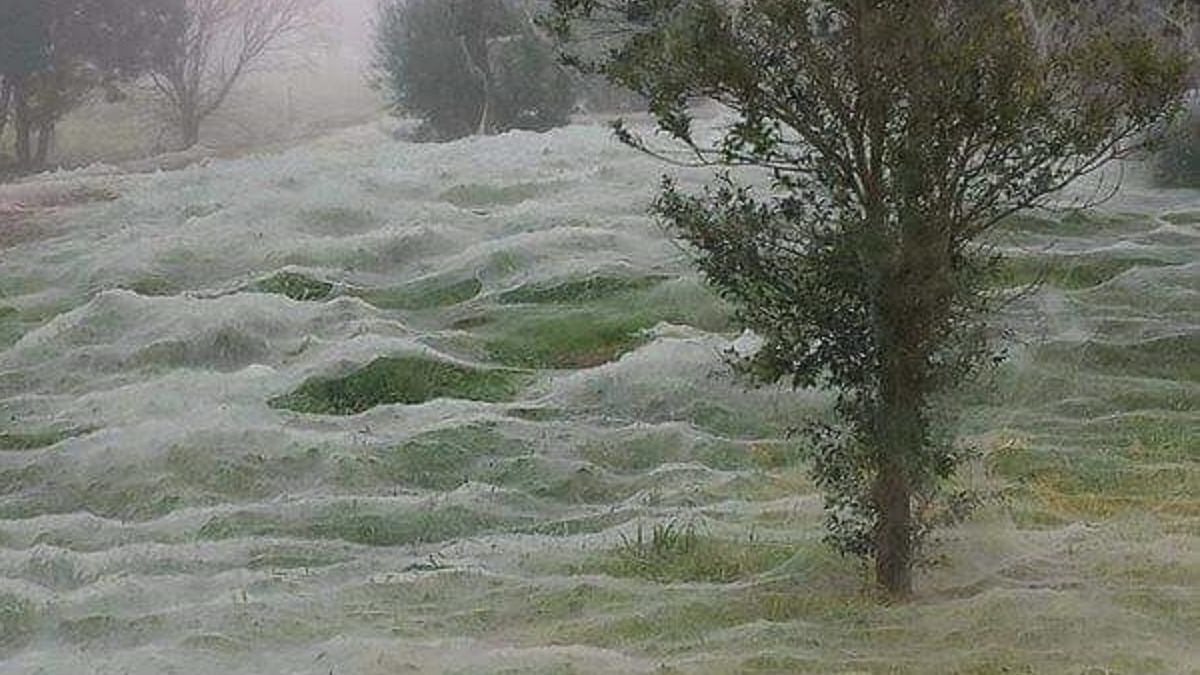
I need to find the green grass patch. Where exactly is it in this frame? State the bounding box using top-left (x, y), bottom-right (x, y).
top-left (1161, 210), bottom-right (1200, 225)
top-left (58, 614), bottom-right (163, 646)
top-left (0, 427), bottom-right (84, 451)
top-left (480, 277), bottom-right (733, 369)
top-left (165, 446), bottom-right (324, 499)
top-left (0, 593), bottom-right (37, 651)
top-left (990, 437), bottom-right (1200, 521)
top-left (579, 430), bottom-right (800, 473)
top-left (249, 271), bottom-right (334, 302)
top-left (579, 521), bottom-right (795, 583)
top-left (481, 456), bottom-right (629, 504)
top-left (198, 503), bottom-right (510, 546)
top-left (0, 305), bottom-right (25, 347)
top-left (994, 256), bottom-right (1170, 290)
top-left (1033, 334), bottom-right (1200, 382)
top-left (122, 275), bottom-right (179, 297)
top-left (298, 206), bottom-right (379, 234)
top-left (998, 210), bottom-right (1149, 236)
top-left (246, 546), bottom-right (348, 571)
top-left (485, 310), bottom-right (654, 369)
top-left (269, 356), bottom-right (531, 415)
top-left (439, 182), bottom-right (544, 208)
top-left (555, 580), bottom-right (869, 653)
top-left (336, 423), bottom-right (527, 491)
top-left (357, 276), bottom-right (481, 310)
top-left (497, 274), bottom-right (668, 305)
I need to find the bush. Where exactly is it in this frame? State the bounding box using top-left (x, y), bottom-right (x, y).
top-left (1153, 101), bottom-right (1200, 188)
top-left (373, 0), bottom-right (575, 141)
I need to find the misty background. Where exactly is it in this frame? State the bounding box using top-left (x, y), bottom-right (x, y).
top-left (45, 0), bottom-right (384, 168)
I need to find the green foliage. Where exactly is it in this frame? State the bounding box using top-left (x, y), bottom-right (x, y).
top-left (268, 356), bottom-right (530, 415)
top-left (1153, 103), bottom-right (1200, 188)
top-left (549, 0), bottom-right (1193, 595)
top-left (373, 0), bottom-right (575, 141)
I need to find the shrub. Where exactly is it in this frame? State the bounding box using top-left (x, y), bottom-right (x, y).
top-left (1153, 101), bottom-right (1200, 188)
top-left (372, 0), bottom-right (575, 141)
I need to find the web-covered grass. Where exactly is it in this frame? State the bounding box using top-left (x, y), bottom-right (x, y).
top-left (0, 114), bottom-right (1195, 674)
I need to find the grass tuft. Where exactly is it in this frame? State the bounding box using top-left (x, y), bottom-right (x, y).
top-left (581, 520), bottom-right (795, 583)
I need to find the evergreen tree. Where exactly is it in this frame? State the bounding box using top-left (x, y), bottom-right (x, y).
top-left (547, 0), bottom-right (1194, 597)
top-left (374, 0), bottom-right (575, 141)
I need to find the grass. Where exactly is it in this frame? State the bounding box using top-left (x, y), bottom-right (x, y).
top-left (989, 428), bottom-right (1199, 523)
top-left (198, 503), bottom-right (513, 547)
top-left (497, 273), bottom-right (668, 305)
top-left (249, 271), bottom-right (335, 302)
top-left (335, 424), bottom-right (527, 491)
top-left (485, 310), bottom-right (655, 369)
top-left (580, 520), bottom-right (796, 583)
top-left (246, 546), bottom-right (348, 571)
top-left (268, 356), bottom-right (531, 415)
top-left (356, 276), bottom-right (481, 310)
top-left (297, 206), bottom-right (379, 234)
top-left (478, 277), bottom-right (733, 369)
top-left (579, 430), bottom-right (801, 473)
top-left (121, 275), bottom-right (180, 297)
top-left (1161, 210), bottom-right (1200, 225)
top-left (0, 593), bottom-right (36, 651)
top-left (0, 428), bottom-right (83, 451)
top-left (0, 304), bottom-right (24, 347)
top-left (165, 445), bottom-right (324, 500)
top-left (439, 182), bottom-right (545, 208)
top-left (993, 256), bottom-right (1172, 290)
top-left (1031, 334), bottom-right (1200, 382)
top-left (998, 210), bottom-right (1149, 236)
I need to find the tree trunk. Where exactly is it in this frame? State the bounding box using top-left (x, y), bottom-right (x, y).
top-left (871, 260), bottom-right (926, 599)
top-left (478, 74), bottom-right (492, 135)
top-left (872, 465), bottom-right (913, 598)
top-left (0, 79), bottom-right (13, 143)
top-left (180, 107), bottom-right (201, 149)
top-left (13, 78), bottom-right (33, 170)
top-left (33, 121), bottom-right (53, 168)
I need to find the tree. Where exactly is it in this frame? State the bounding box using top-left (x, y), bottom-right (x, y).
top-left (373, 0), bottom-right (575, 141)
top-left (144, 0), bottom-right (321, 149)
top-left (547, 0), bottom-right (1193, 597)
top-left (0, 0), bottom-right (159, 171)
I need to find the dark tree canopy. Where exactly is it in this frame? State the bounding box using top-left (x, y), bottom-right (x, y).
top-left (0, 0), bottom-right (165, 170)
top-left (374, 0), bottom-right (576, 141)
top-left (548, 0), bottom-right (1193, 597)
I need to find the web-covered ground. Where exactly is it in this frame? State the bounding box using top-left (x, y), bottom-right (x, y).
top-left (0, 117), bottom-right (1196, 674)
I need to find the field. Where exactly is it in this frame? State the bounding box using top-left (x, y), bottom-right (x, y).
top-left (0, 112), bottom-right (1196, 674)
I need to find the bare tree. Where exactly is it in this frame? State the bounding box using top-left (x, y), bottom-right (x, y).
top-left (147, 0), bottom-right (321, 149)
